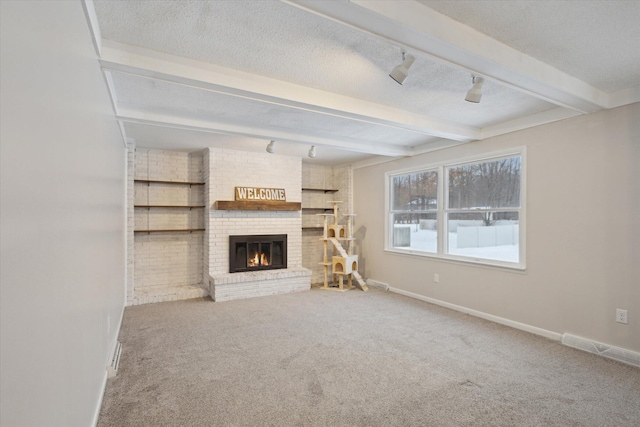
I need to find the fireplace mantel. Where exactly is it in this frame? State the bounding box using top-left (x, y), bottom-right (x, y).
top-left (215, 200), bottom-right (301, 211)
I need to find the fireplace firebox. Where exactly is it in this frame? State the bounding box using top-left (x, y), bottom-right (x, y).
top-left (229, 234), bottom-right (287, 273)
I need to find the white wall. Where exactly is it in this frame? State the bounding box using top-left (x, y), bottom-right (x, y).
top-left (354, 103), bottom-right (640, 353)
top-left (0, 2), bottom-right (125, 426)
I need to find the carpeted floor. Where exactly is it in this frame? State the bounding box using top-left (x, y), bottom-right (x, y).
top-left (98, 287), bottom-right (640, 426)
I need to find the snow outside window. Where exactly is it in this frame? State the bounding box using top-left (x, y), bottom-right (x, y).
top-left (390, 170), bottom-right (438, 253)
top-left (386, 150), bottom-right (525, 269)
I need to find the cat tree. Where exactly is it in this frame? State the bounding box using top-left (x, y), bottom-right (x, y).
top-left (317, 201), bottom-right (368, 292)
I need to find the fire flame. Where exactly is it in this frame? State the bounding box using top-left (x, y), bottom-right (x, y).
top-left (248, 252), bottom-right (269, 267)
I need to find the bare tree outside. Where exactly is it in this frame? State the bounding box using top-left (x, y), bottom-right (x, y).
top-left (448, 157), bottom-right (521, 225)
top-left (392, 171), bottom-right (437, 211)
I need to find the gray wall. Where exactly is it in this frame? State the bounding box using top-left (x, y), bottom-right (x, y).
top-left (354, 103), bottom-right (640, 352)
top-left (1, 1), bottom-right (126, 425)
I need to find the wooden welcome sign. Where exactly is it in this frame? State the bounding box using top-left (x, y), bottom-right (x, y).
top-left (235, 187), bottom-right (286, 201)
top-left (215, 186), bottom-right (301, 211)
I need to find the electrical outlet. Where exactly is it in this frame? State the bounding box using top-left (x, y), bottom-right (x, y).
top-left (616, 309), bottom-right (627, 324)
top-left (434, 273), bottom-right (440, 283)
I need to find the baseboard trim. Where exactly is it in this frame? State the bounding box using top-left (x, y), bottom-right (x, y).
top-left (380, 282), bottom-right (562, 341)
top-left (562, 333), bottom-right (640, 367)
top-left (93, 305), bottom-right (125, 426)
top-left (378, 281), bottom-right (640, 367)
top-left (92, 370), bottom-right (108, 427)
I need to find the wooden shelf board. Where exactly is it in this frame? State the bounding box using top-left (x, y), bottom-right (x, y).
top-left (302, 188), bottom-right (339, 193)
top-left (134, 179), bottom-right (204, 185)
top-left (134, 229), bottom-right (205, 233)
top-left (215, 200), bottom-right (301, 211)
top-left (134, 205), bottom-right (205, 208)
top-left (302, 208), bottom-right (333, 211)
top-left (302, 227), bottom-right (324, 230)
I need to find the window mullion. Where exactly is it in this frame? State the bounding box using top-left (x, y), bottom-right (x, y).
top-left (438, 165), bottom-right (445, 255)
top-left (446, 208), bottom-right (520, 214)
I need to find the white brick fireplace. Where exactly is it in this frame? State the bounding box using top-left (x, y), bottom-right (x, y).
top-left (205, 148), bottom-right (311, 301)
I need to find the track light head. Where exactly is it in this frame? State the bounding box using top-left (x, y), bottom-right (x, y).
top-left (266, 140), bottom-right (275, 153)
top-left (389, 51), bottom-right (415, 85)
top-left (308, 146), bottom-right (316, 158)
top-left (465, 75), bottom-right (484, 103)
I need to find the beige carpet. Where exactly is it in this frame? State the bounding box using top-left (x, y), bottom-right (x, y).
top-left (98, 287), bottom-right (640, 426)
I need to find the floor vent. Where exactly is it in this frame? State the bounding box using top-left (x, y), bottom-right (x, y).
top-left (107, 341), bottom-right (122, 378)
top-left (562, 333), bottom-right (640, 367)
top-left (366, 279), bottom-right (389, 291)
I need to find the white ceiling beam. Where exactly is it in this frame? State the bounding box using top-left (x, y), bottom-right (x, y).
top-left (286, 0), bottom-right (610, 113)
top-left (481, 107), bottom-right (582, 140)
top-left (99, 41), bottom-right (480, 143)
top-left (409, 139), bottom-right (469, 156)
top-left (81, 0), bottom-right (101, 57)
top-left (115, 107), bottom-right (412, 157)
top-left (608, 85), bottom-right (640, 109)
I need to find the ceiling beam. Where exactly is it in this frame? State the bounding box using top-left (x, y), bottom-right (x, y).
top-left (115, 107), bottom-right (412, 157)
top-left (481, 107), bottom-right (582, 140)
top-left (608, 85), bottom-right (640, 109)
top-left (81, 0), bottom-right (101, 57)
top-left (286, 0), bottom-right (610, 113)
top-left (99, 41), bottom-right (480, 143)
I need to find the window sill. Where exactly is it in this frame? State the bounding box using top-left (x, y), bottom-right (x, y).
top-left (384, 247), bottom-right (526, 273)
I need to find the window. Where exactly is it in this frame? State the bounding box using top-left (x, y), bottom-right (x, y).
top-left (390, 170), bottom-right (438, 253)
top-left (387, 149), bottom-right (525, 269)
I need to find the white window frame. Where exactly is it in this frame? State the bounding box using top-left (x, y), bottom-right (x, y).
top-left (388, 168), bottom-right (439, 252)
top-left (385, 147), bottom-right (526, 270)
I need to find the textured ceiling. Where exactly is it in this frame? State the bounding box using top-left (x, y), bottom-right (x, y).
top-left (91, 0), bottom-right (640, 165)
top-left (95, 0), bottom-right (553, 122)
top-left (419, 0), bottom-right (640, 93)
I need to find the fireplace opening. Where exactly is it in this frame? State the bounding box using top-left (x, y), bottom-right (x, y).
top-left (229, 234), bottom-right (287, 273)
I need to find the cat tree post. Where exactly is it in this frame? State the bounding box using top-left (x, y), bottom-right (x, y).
top-left (317, 213), bottom-right (334, 289)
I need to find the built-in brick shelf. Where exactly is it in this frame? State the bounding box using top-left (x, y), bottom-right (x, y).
top-left (130, 151), bottom-right (206, 306)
